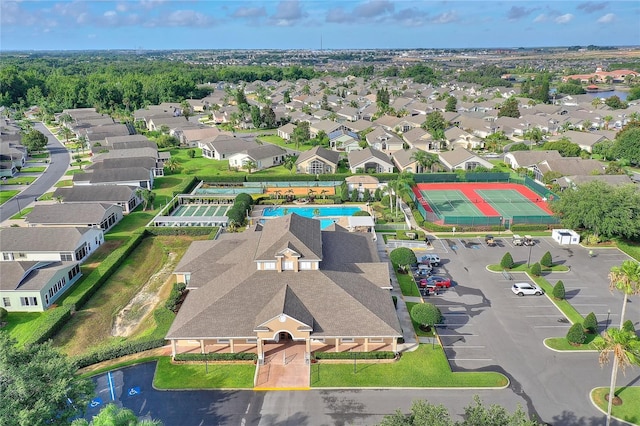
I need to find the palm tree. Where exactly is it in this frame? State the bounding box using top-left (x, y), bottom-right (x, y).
top-left (242, 160), bottom-right (257, 174)
top-left (411, 150), bottom-right (439, 173)
top-left (78, 135), bottom-right (88, 153)
top-left (164, 157), bottom-right (179, 174)
top-left (135, 188), bottom-right (155, 211)
top-left (320, 189), bottom-right (329, 200)
top-left (60, 126), bottom-right (74, 144)
top-left (603, 115), bottom-right (613, 130)
top-left (592, 97), bottom-right (602, 110)
top-left (608, 260), bottom-right (640, 328)
top-left (57, 113), bottom-right (72, 127)
top-left (594, 327), bottom-right (640, 426)
top-left (283, 155), bottom-right (297, 174)
top-left (273, 190), bottom-right (282, 200)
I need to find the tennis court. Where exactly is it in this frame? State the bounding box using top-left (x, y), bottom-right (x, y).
top-left (412, 182), bottom-right (556, 226)
top-left (172, 204), bottom-right (231, 217)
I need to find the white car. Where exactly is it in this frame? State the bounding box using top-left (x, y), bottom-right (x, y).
top-left (511, 282), bottom-right (544, 296)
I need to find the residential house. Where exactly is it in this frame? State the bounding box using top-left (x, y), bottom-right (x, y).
top-left (295, 146), bottom-right (340, 175)
top-left (402, 127), bottom-right (440, 152)
top-left (77, 123), bottom-right (131, 143)
top-left (438, 148), bottom-right (495, 172)
top-left (555, 174), bottom-right (634, 190)
top-left (25, 203), bottom-right (123, 232)
top-left (199, 136), bottom-right (258, 160)
top-left (329, 129), bottom-right (360, 152)
top-left (348, 148), bottom-right (394, 173)
top-left (392, 148), bottom-right (422, 173)
top-left (335, 106), bottom-right (359, 122)
top-left (444, 127), bottom-right (483, 150)
top-left (345, 175), bottom-right (380, 197)
top-left (0, 260), bottom-right (83, 312)
top-left (534, 157), bottom-right (605, 181)
top-left (309, 120), bottom-right (346, 138)
top-left (552, 130), bottom-right (610, 153)
top-left (180, 127), bottom-right (229, 147)
top-left (53, 185), bottom-right (142, 214)
top-left (166, 213), bottom-right (401, 359)
top-left (72, 166), bottom-right (154, 190)
top-left (504, 150), bottom-right (563, 170)
top-left (228, 144), bottom-right (288, 171)
top-left (277, 123), bottom-right (297, 141)
top-left (365, 127), bottom-right (404, 154)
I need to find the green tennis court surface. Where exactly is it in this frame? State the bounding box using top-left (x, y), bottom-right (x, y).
top-left (475, 189), bottom-right (549, 217)
top-left (421, 190), bottom-right (485, 218)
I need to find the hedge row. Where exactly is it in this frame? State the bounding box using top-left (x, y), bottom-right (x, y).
top-left (23, 306), bottom-right (72, 347)
top-left (146, 227), bottom-right (219, 238)
top-left (314, 351), bottom-right (396, 360)
top-left (197, 175), bottom-right (246, 183)
top-left (72, 338), bottom-right (166, 369)
top-left (171, 176), bottom-right (198, 196)
top-left (61, 232), bottom-right (146, 311)
top-left (246, 174), bottom-right (316, 182)
top-left (173, 352), bottom-right (257, 361)
top-left (510, 224), bottom-right (554, 232)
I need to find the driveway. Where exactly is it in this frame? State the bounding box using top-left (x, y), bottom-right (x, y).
top-left (0, 122), bottom-right (70, 223)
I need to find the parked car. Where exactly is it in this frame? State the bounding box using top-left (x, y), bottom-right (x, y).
top-left (419, 275), bottom-right (451, 288)
top-left (485, 234), bottom-right (496, 246)
top-left (512, 234), bottom-right (524, 246)
top-left (414, 268), bottom-right (432, 278)
top-left (511, 282), bottom-right (544, 296)
top-left (420, 254), bottom-right (441, 266)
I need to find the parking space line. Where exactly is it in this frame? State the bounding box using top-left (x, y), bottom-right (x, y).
top-left (533, 325), bottom-right (571, 328)
top-left (443, 345), bottom-right (486, 348)
top-left (438, 334), bottom-right (479, 337)
top-left (442, 313), bottom-right (469, 316)
top-left (525, 314), bottom-right (561, 317)
top-left (572, 304), bottom-right (608, 307)
top-left (448, 358), bottom-right (493, 361)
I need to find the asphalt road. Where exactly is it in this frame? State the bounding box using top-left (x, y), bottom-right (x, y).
top-left (0, 122), bottom-right (70, 222)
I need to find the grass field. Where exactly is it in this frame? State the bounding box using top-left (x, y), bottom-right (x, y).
top-left (1, 312), bottom-right (47, 346)
top-left (52, 235), bottom-right (196, 356)
top-left (258, 135), bottom-right (313, 152)
top-left (591, 387), bottom-right (640, 425)
top-left (20, 166), bottom-right (46, 173)
top-left (154, 357), bottom-right (255, 389)
top-left (0, 189), bottom-right (19, 204)
top-left (0, 176), bottom-right (37, 185)
top-left (310, 344), bottom-right (507, 388)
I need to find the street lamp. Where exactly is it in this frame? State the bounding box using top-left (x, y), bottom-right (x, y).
top-left (527, 243), bottom-right (533, 267)
top-left (606, 309), bottom-right (611, 329)
top-left (15, 196), bottom-right (22, 215)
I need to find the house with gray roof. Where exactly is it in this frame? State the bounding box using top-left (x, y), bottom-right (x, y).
top-left (365, 127), bottom-right (404, 154)
top-left (25, 203), bottom-right (123, 231)
top-left (53, 185), bottom-right (141, 214)
top-left (72, 167), bottom-right (154, 190)
top-left (438, 148), bottom-right (494, 172)
top-left (199, 136), bottom-right (259, 160)
top-left (228, 144), bottom-right (287, 172)
top-left (534, 157), bottom-right (605, 181)
top-left (503, 150), bottom-right (563, 170)
top-left (551, 130), bottom-right (610, 153)
top-left (166, 214), bottom-right (401, 359)
top-left (0, 260), bottom-right (83, 312)
top-left (392, 148), bottom-right (422, 173)
top-left (556, 174), bottom-right (634, 190)
top-left (295, 146), bottom-right (340, 175)
top-left (348, 147), bottom-right (394, 173)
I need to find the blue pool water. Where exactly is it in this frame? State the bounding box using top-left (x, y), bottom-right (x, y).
top-left (262, 206), bottom-right (361, 218)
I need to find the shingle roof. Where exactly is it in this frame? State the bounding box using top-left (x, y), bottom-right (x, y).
top-left (25, 203), bottom-right (119, 225)
top-left (295, 146), bottom-right (340, 166)
top-left (0, 227), bottom-right (94, 252)
top-left (166, 213), bottom-right (401, 340)
top-left (0, 261), bottom-right (72, 291)
top-left (348, 147), bottom-right (393, 167)
top-left (254, 215), bottom-right (323, 261)
top-left (53, 185), bottom-right (137, 203)
top-left (73, 167), bottom-right (150, 184)
top-left (242, 144), bottom-right (287, 161)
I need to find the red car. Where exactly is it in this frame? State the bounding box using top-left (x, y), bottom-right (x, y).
top-left (419, 276), bottom-right (451, 288)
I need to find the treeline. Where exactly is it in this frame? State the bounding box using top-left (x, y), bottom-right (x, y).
top-left (457, 65), bottom-right (512, 88)
top-left (0, 54), bottom-right (318, 113)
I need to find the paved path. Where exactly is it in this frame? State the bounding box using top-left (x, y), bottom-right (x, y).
top-left (0, 122), bottom-right (70, 224)
top-left (255, 343), bottom-right (310, 389)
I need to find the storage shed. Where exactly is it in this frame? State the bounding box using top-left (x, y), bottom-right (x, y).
top-left (552, 229), bottom-right (581, 245)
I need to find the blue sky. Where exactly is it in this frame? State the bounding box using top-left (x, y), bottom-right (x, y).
top-left (2, 1), bottom-right (639, 51)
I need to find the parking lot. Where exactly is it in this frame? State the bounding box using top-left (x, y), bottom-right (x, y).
top-left (409, 236), bottom-right (639, 371)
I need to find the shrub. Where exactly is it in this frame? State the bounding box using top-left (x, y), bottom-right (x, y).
top-left (235, 193), bottom-right (254, 206)
top-left (410, 303), bottom-right (442, 329)
top-left (165, 282), bottom-right (187, 313)
top-left (622, 319), bottom-right (636, 334)
top-left (146, 227), bottom-right (218, 238)
top-left (583, 312), bottom-right (598, 334)
top-left (529, 262), bottom-right (542, 276)
top-left (389, 247), bottom-right (417, 271)
top-left (552, 280), bottom-right (566, 300)
top-left (23, 306), bottom-right (72, 346)
top-left (314, 351), bottom-right (395, 360)
top-left (566, 323), bottom-right (586, 345)
top-left (500, 252), bottom-right (514, 269)
top-left (174, 352), bottom-right (257, 361)
top-left (392, 296), bottom-right (398, 308)
top-left (0, 307), bottom-right (7, 321)
top-left (72, 339), bottom-right (166, 368)
top-left (353, 210), bottom-right (371, 216)
top-left (540, 251), bottom-right (553, 268)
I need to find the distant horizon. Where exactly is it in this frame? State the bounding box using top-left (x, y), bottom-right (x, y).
top-left (2, 1), bottom-right (639, 51)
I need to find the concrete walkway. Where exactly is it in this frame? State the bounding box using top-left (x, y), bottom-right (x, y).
top-left (255, 343), bottom-right (310, 389)
top-left (375, 233), bottom-right (419, 353)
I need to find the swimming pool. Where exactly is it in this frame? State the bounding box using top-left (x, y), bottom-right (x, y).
top-left (261, 206), bottom-right (362, 229)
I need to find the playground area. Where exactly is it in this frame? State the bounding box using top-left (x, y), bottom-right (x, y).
top-left (412, 182), bottom-right (557, 226)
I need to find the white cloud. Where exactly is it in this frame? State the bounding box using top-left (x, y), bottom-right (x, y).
top-left (269, 0), bottom-right (307, 26)
top-left (597, 13), bottom-right (615, 23)
top-left (555, 13), bottom-right (574, 24)
top-left (533, 14), bottom-right (547, 23)
top-left (430, 10), bottom-right (458, 24)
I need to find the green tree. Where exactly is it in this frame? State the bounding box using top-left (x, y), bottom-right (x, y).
top-left (541, 138), bottom-right (582, 157)
top-left (612, 127), bottom-right (640, 166)
top-left (378, 400), bottom-right (451, 426)
top-left (460, 395), bottom-right (541, 426)
top-left (549, 181), bottom-right (640, 240)
top-left (71, 403), bottom-right (163, 426)
top-left (422, 111), bottom-right (446, 133)
top-left (262, 106), bottom-right (276, 128)
top-left (411, 150), bottom-right (439, 173)
top-left (608, 260), bottom-right (640, 328)
top-left (0, 332), bottom-right (94, 426)
top-left (540, 251), bottom-right (552, 268)
top-left (163, 157), bottom-right (179, 174)
top-left (283, 90), bottom-right (291, 104)
top-left (0, 307), bottom-right (7, 321)
top-left (529, 262), bottom-right (542, 276)
top-left (59, 126), bottom-right (74, 144)
top-left (583, 312), bottom-right (598, 334)
top-left (566, 322), bottom-right (586, 345)
top-left (523, 127), bottom-right (544, 145)
top-left (21, 129), bottom-right (48, 152)
top-left (292, 122), bottom-right (310, 150)
top-left (283, 155), bottom-right (297, 174)
top-left (242, 159), bottom-right (258, 174)
top-left (622, 319), bottom-right (635, 334)
top-left (604, 95), bottom-right (627, 110)
top-left (389, 247), bottom-right (417, 272)
top-left (594, 328), bottom-right (640, 426)
top-left (497, 97), bottom-right (520, 118)
top-left (552, 280), bottom-right (566, 300)
top-left (187, 149), bottom-right (196, 158)
top-left (445, 96), bottom-right (457, 112)
top-left (250, 105), bottom-right (262, 128)
top-left (410, 303), bottom-right (442, 331)
top-left (500, 252), bottom-right (514, 269)
top-left (135, 189), bottom-right (156, 211)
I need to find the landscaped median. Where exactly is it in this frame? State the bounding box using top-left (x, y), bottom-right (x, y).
top-left (591, 387), bottom-right (640, 425)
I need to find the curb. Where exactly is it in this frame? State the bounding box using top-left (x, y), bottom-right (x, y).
top-left (588, 387), bottom-right (637, 426)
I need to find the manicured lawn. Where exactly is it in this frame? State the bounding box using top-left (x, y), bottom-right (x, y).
top-left (0, 176), bottom-right (37, 185)
top-left (258, 135), bottom-right (313, 152)
top-left (2, 312), bottom-right (47, 346)
top-left (0, 189), bottom-right (19, 204)
top-left (545, 333), bottom-right (598, 351)
top-left (591, 387), bottom-right (640, 425)
top-left (10, 207), bottom-right (32, 219)
top-left (106, 211), bottom-right (158, 237)
top-left (616, 239), bottom-right (640, 262)
top-left (405, 302), bottom-right (436, 337)
top-left (37, 192), bottom-right (54, 201)
top-left (20, 166), bottom-right (46, 173)
top-left (154, 357), bottom-right (255, 389)
top-left (310, 344), bottom-right (507, 388)
top-left (395, 268), bottom-right (421, 297)
top-left (65, 169), bottom-right (86, 175)
top-left (54, 180), bottom-right (74, 187)
top-left (29, 152), bottom-right (49, 159)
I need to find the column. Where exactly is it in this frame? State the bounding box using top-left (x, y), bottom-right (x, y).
top-left (335, 337), bottom-right (340, 352)
top-left (257, 338), bottom-right (263, 360)
top-left (200, 339), bottom-right (205, 354)
top-left (305, 338), bottom-right (311, 353)
top-left (229, 339), bottom-right (235, 354)
top-left (392, 338), bottom-right (398, 353)
top-left (364, 338), bottom-right (369, 352)
top-left (171, 339), bottom-right (177, 357)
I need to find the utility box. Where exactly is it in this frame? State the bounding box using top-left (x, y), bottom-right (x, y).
top-left (552, 229), bottom-right (581, 245)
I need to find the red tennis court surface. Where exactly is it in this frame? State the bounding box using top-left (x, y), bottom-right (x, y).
top-left (414, 182), bottom-right (554, 217)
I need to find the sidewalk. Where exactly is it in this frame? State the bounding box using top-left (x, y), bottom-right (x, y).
top-left (375, 234), bottom-right (419, 353)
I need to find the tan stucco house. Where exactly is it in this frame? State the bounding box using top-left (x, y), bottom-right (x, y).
top-left (166, 214), bottom-right (401, 361)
